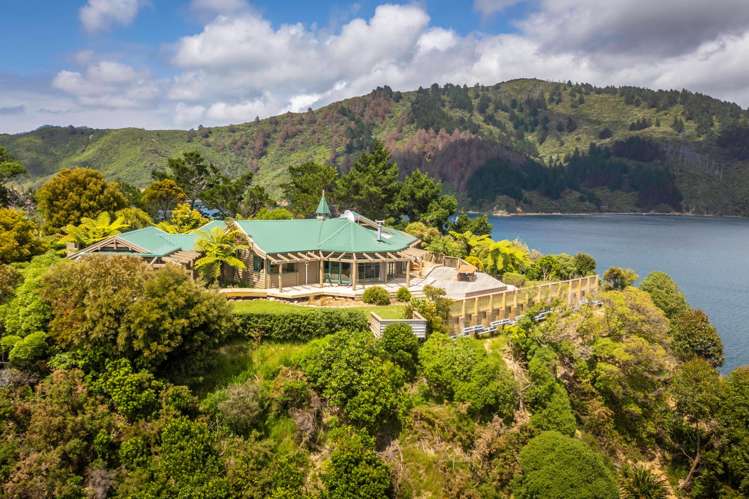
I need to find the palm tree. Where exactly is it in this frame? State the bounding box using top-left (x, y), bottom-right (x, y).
top-left (62, 211), bottom-right (129, 247)
top-left (195, 226), bottom-right (249, 286)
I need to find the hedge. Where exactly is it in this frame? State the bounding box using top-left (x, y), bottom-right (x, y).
top-left (234, 309), bottom-right (370, 342)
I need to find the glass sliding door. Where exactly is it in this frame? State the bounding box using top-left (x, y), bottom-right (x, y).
top-left (324, 261), bottom-right (352, 285)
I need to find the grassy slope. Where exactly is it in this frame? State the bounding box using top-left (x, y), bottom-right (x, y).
top-left (3, 79), bottom-right (748, 213)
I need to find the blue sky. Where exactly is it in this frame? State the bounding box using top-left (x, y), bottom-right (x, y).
top-left (1, 0), bottom-right (748, 133)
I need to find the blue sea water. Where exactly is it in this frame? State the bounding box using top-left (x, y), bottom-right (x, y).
top-left (490, 214), bottom-right (749, 373)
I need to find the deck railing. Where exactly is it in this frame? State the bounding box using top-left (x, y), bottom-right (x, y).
top-left (448, 275), bottom-right (599, 334)
top-left (369, 311), bottom-right (428, 339)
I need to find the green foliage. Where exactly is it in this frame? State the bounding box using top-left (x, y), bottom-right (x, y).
top-left (195, 226), bottom-right (249, 286)
top-left (0, 264), bottom-right (21, 305)
top-left (603, 266), bottom-right (638, 290)
top-left (321, 427), bottom-right (392, 498)
top-left (450, 213), bottom-right (493, 236)
top-left (670, 309), bottom-right (724, 367)
top-left (407, 285), bottom-right (450, 334)
top-left (41, 255), bottom-right (234, 373)
top-left (0, 208), bottom-right (45, 263)
top-left (336, 140), bottom-right (400, 220)
top-left (404, 221), bottom-right (440, 244)
top-left (527, 253), bottom-right (578, 280)
top-left (526, 348), bottom-right (576, 436)
top-left (254, 207), bottom-right (294, 220)
top-left (514, 431), bottom-right (618, 499)
top-left (395, 286), bottom-right (411, 302)
top-left (157, 202), bottom-right (208, 233)
top-left (419, 333), bottom-right (517, 419)
top-left (202, 172), bottom-right (255, 217)
top-left (8, 331), bottom-right (47, 368)
top-left (302, 330), bottom-right (405, 432)
top-left (237, 184), bottom-right (273, 218)
top-left (394, 169), bottom-right (457, 229)
top-left (502, 271), bottom-right (526, 287)
top-left (141, 178), bottom-right (187, 219)
top-left (115, 206), bottom-right (153, 229)
top-left (0, 252), bottom-right (59, 337)
top-left (640, 271), bottom-right (688, 318)
top-left (362, 285), bottom-right (390, 305)
top-left (573, 252), bottom-right (596, 275)
top-left (94, 359), bottom-right (164, 420)
top-left (619, 463), bottom-right (668, 499)
top-left (217, 379), bottom-right (267, 436)
top-left (35, 167), bottom-right (127, 230)
top-left (381, 323), bottom-right (420, 379)
top-left (425, 233), bottom-right (465, 257)
top-left (154, 151), bottom-right (220, 207)
top-left (61, 211), bottom-right (129, 247)
top-left (0, 146), bottom-right (25, 207)
top-left (149, 417), bottom-right (229, 497)
top-left (235, 309), bottom-right (369, 342)
top-left (282, 161), bottom-right (338, 217)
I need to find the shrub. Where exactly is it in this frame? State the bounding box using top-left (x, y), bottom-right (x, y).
top-left (94, 359), bottom-right (164, 421)
top-left (0, 208), bottom-right (45, 264)
top-left (381, 323), bottom-right (420, 379)
top-left (670, 309), bottom-right (724, 367)
top-left (362, 286), bottom-right (390, 305)
top-left (321, 427), bottom-right (392, 498)
top-left (514, 431), bottom-right (618, 499)
top-left (619, 464), bottom-right (668, 499)
top-left (573, 252), bottom-right (596, 276)
top-left (217, 379), bottom-right (267, 436)
top-left (395, 286), bottom-right (412, 302)
top-left (419, 334), bottom-right (517, 419)
top-left (302, 330), bottom-right (405, 432)
top-left (640, 271), bottom-right (688, 319)
top-left (8, 331), bottom-right (47, 368)
top-left (41, 255), bottom-right (234, 373)
top-left (603, 267), bottom-right (638, 290)
top-left (0, 252), bottom-right (59, 337)
top-left (235, 309), bottom-right (368, 342)
top-left (502, 271), bottom-right (526, 287)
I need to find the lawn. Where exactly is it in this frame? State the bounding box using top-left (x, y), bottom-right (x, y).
top-left (231, 299), bottom-right (406, 319)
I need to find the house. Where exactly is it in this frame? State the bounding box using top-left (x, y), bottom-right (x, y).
top-left (70, 195), bottom-right (421, 292)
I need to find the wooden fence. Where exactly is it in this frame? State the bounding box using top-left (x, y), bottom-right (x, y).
top-left (448, 275), bottom-right (599, 333)
top-left (369, 311), bottom-right (428, 339)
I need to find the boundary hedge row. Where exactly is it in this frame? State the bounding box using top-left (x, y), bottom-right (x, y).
top-left (234, 309), bottom-right (370, 342)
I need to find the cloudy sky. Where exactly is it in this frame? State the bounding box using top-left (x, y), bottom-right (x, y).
top-left (2, 0), bottom-right (749, 133)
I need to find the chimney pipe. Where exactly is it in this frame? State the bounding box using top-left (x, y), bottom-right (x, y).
top-left (376, 220), bottom-right (383, 241)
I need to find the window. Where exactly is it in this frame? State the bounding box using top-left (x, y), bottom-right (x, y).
top-left (358, 262), bottom-right (380, 281)
top-left (270, 263), bottom-right (296, 273)
top-left (253, 256), bottom-right (264, 272)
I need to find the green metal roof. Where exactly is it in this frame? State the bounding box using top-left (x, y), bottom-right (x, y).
top-left (234, 217), bottom-right (416, 254)
top-left (106, 216), bottom-right (414, 258)
top-left (116, 220), bottom-right (227, 257)
top-left (315, 193), bottom-right (332, 218)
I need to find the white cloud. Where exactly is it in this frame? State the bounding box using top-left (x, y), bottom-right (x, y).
top-left (4, 0), bottom-right (749, 133)
top-left (80, 0), bottom-right (144, 33)
top-left (52, 60), bottom-right (160, 109)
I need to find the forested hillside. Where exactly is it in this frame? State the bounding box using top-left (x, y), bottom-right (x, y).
top-left (3, 79), bottom-right (749, 215)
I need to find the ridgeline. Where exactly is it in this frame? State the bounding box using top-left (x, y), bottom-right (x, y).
top-left (3, 79), bottom-right (749, 215)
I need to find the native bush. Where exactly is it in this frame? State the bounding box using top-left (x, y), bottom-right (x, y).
top-left (301, 330), bottom-right (405, 432)
top-left (670, 309), bottom-right (724, 367)
top-left (502, 271), bottom-right (526, 287)
top-left (217, 379), bottom-right (267, 436)
top-left (93, 359), bottom-right (164, 421)
top-left (381, 323), bottom-right (420, 379)
top-left (321, 426), bottom-right (392, 498)
top-left (619, 463), bottom-right (668, 499)
top-left (362, 285), bottom-right (390, 305)
top-left (7, 331), bottom-right (47, 369)
top-left (514, 431), bottom-right (618, 499)
top-left (419, 333), bottom-right (517, 419)
top-left (40, 255), bottom-right (234, 374)
top-left (603, 266), bottom-right (638, 290)
top-left (640, 271), bottom-right (689, 319)
top-left (235, 309), bottom-right (369, 342)
top-left (0, 252), bottom-right (59, 337)
top-left (396, 286), bottom-right (412, 302)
